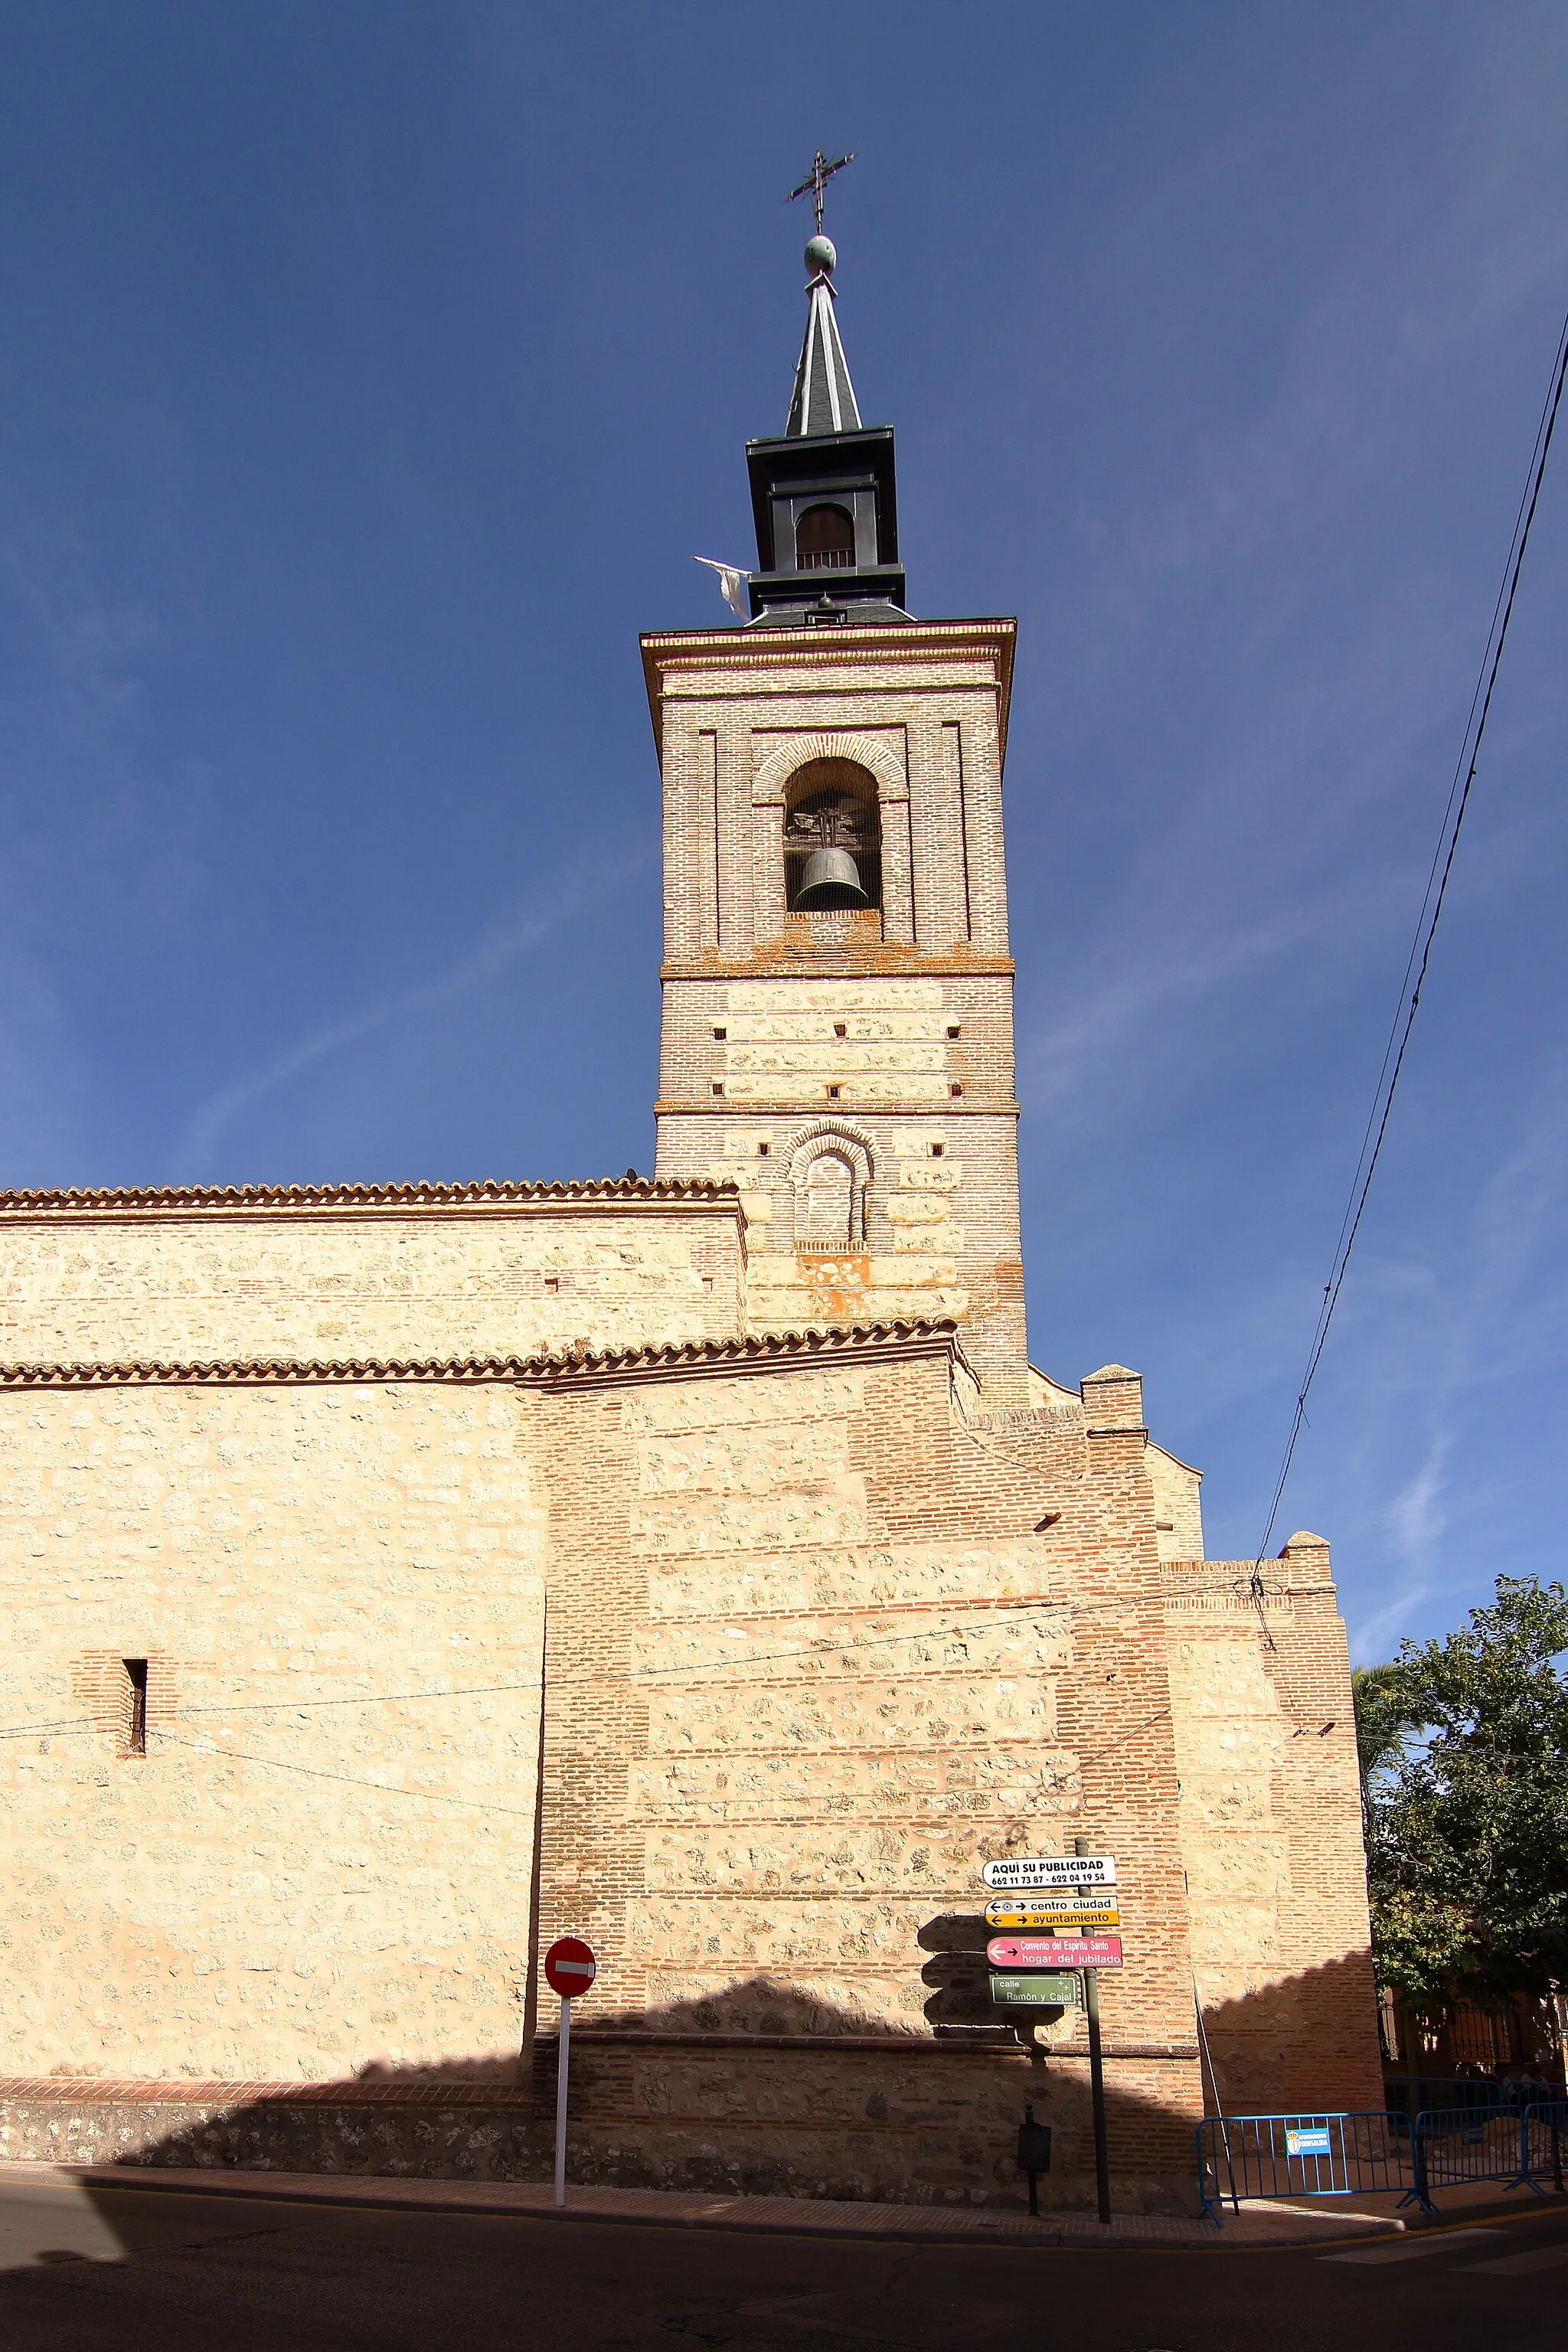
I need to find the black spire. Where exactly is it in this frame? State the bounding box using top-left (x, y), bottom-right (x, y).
top-left (742, 229), bottom-right (909, 627)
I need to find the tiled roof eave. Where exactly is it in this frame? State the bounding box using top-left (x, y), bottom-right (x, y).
top-left (0, 1318), bottom-right (965, 1392)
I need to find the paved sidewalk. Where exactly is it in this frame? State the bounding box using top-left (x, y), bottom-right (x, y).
top-left (0, 2160), bottom-right (1452, 2249)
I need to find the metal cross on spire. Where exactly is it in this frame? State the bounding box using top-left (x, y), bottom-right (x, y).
top-left (786, 149), bottom-right (856, 235)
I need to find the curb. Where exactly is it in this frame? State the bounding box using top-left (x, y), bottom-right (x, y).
top-left (33, 2164), bottom-right (1416, 2253)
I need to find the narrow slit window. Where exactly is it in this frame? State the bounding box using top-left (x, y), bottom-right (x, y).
top-left (124, 1658), bottom-right (148, 1758)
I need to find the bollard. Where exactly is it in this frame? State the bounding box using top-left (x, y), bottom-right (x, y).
top-left (1017, 2102), bottom-right (1053, 2217)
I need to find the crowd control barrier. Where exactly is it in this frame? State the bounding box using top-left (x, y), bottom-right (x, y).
top-left (1200, 2103), bottom-right (1568, 2222)
top-left (1409, 2106), bottom-right (1544, 2210)
top-left (1197, 2113), bottom-right (1416, 2223)
top-left (1520, 2102), bottom-right (1568, 2195)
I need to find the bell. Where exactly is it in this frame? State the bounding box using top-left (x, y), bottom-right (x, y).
top-left (795, 846), bottom-right (869, 910)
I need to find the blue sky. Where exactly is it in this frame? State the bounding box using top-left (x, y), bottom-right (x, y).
top-left (2, 3), bottom-right (1566, 1661)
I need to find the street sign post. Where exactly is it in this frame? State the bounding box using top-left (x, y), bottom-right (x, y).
top-left (544, 1937), bottom-right (597, 2208)
top-left (1074, 1839), bottom-right (1113, 2226)
top-left (989, 1970), bottom-right (1080, 2007)
top-left (980, 1854), bottom-right (1116, 1890)
top-left (987, 1935), bottom-right (1124, 1971)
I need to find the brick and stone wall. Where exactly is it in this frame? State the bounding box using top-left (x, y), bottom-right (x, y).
top-left (0, 1320), bottom-right (1381, 2206)
top-left (645, 626), bottom-right (1029, 1403)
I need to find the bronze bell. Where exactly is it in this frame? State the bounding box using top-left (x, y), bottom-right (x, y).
top-left (795, 846), bottom-right (869, 909)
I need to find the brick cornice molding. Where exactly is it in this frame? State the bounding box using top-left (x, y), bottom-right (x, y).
top-left (641, 617), bottom-right (1018, 760)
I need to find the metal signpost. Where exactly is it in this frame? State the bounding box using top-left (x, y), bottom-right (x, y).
top-left (981, 1848), bottom-right (1119, 2225)
top-left (544, 1936), bottom-right (597, 2209)
top-left (1073, 1839), bottom-right (1113, 2225)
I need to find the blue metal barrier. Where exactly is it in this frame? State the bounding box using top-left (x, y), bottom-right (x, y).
top-left (1410, 2106), bottom-right (1542, 2209)
top-left (1520, 2102), bottom-right (1568, 2194)
top-left (1197, 2112), bottom-right (1415, 2223)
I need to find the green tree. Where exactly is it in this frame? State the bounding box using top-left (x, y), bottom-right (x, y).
top-left (1357, 1576), bottom-right (1568, 2034)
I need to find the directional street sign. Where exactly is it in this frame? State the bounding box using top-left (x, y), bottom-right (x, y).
top-left (988, 1934), bottom-right (1123, 1970)
top-left (989, 1971), bottom-right (1080, 2008)
top-left (980, 1854), bottom-right (1116, 1890)
top-left (985, 1899), bottom-right (1120, 1930)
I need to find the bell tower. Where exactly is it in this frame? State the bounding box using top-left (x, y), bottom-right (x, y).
top-left (645, 225), bottom-right (1027, 1402)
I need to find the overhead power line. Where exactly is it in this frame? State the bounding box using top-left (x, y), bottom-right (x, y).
top-left (1251, 295), bottom-right (1568, 1583)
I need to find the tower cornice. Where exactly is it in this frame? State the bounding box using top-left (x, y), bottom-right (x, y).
top-left (641, 617), bottom-right (1017, 763)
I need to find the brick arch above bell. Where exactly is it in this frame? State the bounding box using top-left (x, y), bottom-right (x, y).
top-left (750, 730), bottom-right (908, 808)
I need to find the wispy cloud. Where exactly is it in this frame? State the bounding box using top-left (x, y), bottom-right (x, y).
top-left (175, 840), bottom-right (653, 1176)
top-left (1346, 1078), bottom-right (1568, 1656)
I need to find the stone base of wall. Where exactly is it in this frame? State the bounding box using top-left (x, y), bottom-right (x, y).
top-left (0, 2088), bottom-right (551, 2184)
top-left (0, 2050), bottom-right (1204, 2216)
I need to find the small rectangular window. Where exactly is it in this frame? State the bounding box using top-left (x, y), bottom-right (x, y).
top-left (712, 1027), bottom-right (727, 1040)
top-left (949, 1083), bottom-right (963, 1098)
top-left (124, 1658), bottom-right (148, 1758)
top-left (833, 1023), bottom-right (847, 1038)
top-left (930, 1142), bottom-right (944, 1158)
top-left (712, 1081), bottom-right (724, 1096)
top-left (947, 1024), bottom-right (961, 1038)
top-left (757, 1142), bottom-right (770, 1157)
top-left (826, 1085), bottom-right (841, 1100)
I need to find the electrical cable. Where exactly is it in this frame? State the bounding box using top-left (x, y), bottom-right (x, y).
top-left (0, 1559), bottom-right (1296, 1746)
top-left (1249, 296), bottom-right (1568, 1586)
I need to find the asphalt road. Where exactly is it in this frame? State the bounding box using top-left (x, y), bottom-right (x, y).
top-left (2, 2175), bottom-right (1566, 2351)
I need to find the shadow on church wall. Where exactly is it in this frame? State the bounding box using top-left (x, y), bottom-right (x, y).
top-left (14, 1944), bottom-right (1385, 2219)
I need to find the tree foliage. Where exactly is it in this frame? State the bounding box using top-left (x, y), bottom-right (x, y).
top-left (1354, 1576), bottom-right (1568, 2016)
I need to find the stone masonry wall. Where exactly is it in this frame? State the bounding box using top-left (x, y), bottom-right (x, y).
top-left (0, 1189), bottom-right (743, 1367)
top-left (0, 1377), bottom-right (545, 2081)
top-left (1165, 1537), bottom-right (1383, 2113)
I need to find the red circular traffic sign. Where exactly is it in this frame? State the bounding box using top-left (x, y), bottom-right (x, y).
top-left (544, 1936), bottom-right (597, 1999)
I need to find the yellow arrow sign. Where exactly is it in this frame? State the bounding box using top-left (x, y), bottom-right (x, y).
top-left (985, 1903), bottom-right (1121, 1930)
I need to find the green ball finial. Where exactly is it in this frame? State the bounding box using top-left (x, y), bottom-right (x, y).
top-left (804, 234), bottom-right (837, 277)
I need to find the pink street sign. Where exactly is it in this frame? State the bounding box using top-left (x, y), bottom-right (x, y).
top-left (987, 1934), bottom-right (1123, 1970)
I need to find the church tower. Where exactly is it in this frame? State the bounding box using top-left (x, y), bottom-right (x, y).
top-left (646, 229), bottom-right (1027, 1402)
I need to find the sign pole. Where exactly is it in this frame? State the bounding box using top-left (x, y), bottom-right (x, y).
top-left (554, 1993), bottom-right (572, 2209)
top-left (1076, 1838), bottom-right (1112, 2225)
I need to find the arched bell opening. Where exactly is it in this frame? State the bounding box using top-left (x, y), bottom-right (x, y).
top-left (783, 757), bottom-right (883, 912)
top-left (794, 501), bottom-right (857, 571)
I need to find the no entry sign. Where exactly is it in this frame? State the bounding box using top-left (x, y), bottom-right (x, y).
top-left (988, 1934), bottom-right (1123, 1970)
top-left (544, 1937), bottom-right (597, 1998)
